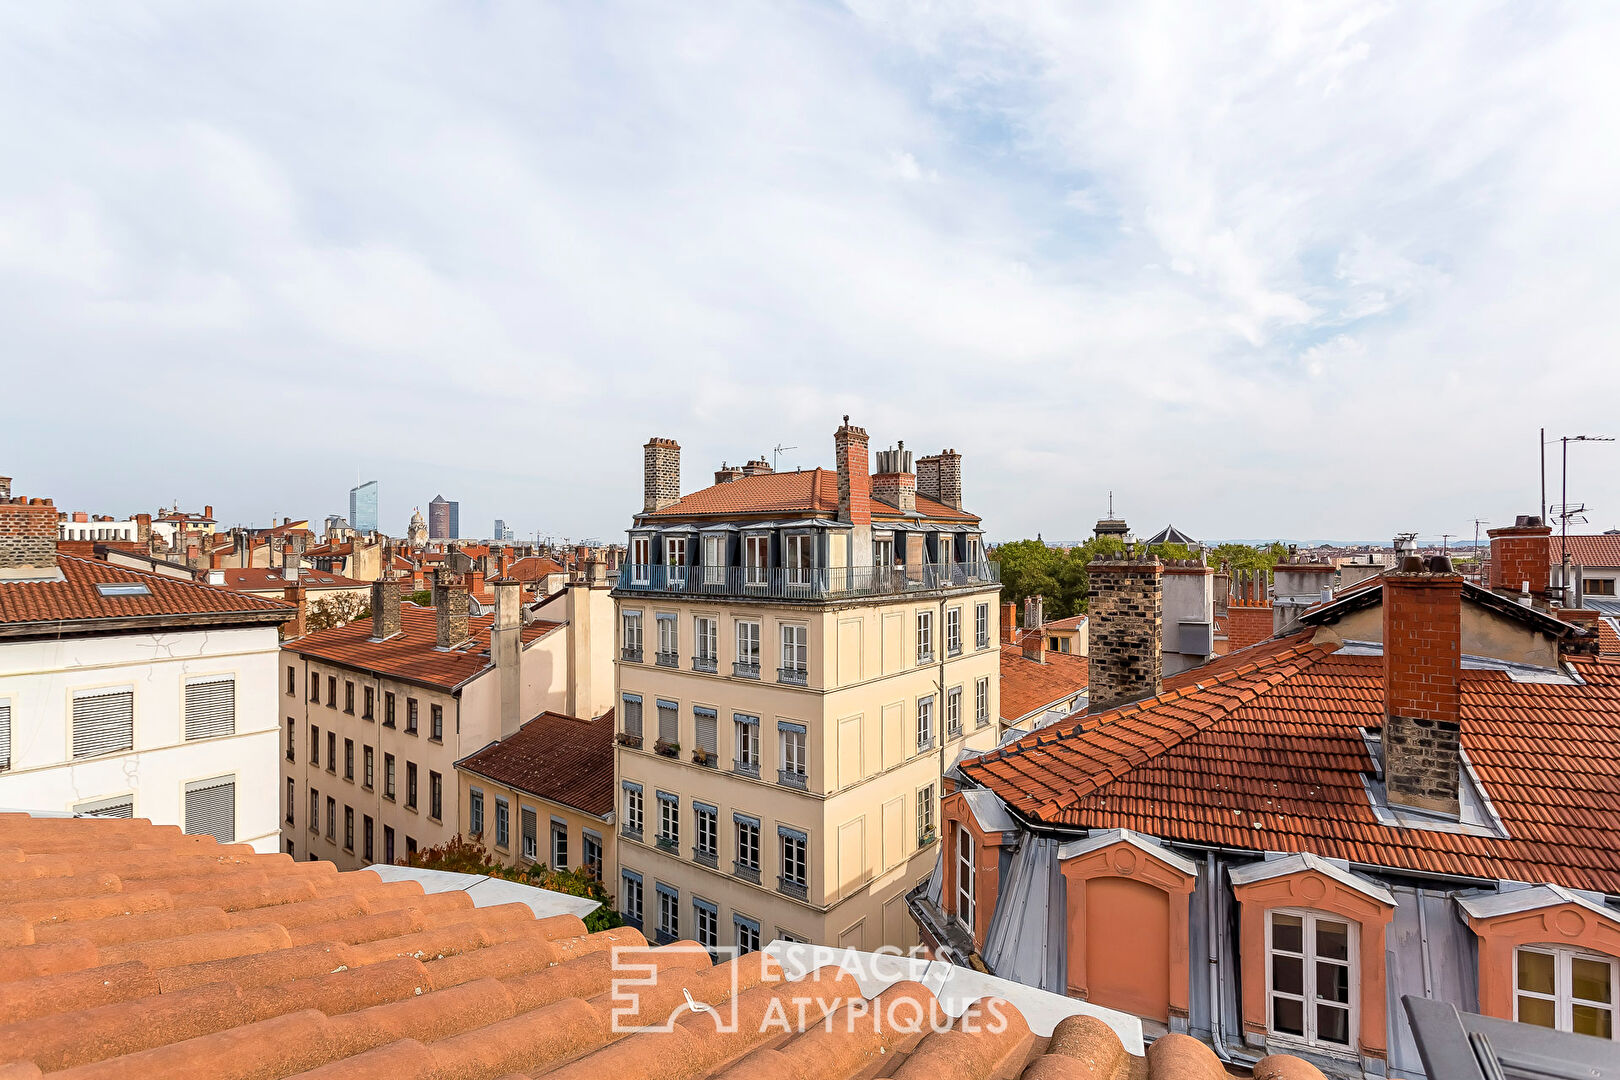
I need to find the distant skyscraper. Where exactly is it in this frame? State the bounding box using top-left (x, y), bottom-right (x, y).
top-left (449, 501), bottom-right (459, 540)
top-left (494, 519), bottom-right (514, 541)
top-left (428, 495), bottom-right (451, 541)
top-left (349, 480), bottom-right (379, 534)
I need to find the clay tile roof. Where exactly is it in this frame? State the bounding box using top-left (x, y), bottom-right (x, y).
top-left (963, 630), bottom-right (1620, 893)
top-left (999, 645), bottom-right (1088, 723)
top-left (1559, 535), bottom-right (1620, 568)
top-left (646, 469), bottom-right (979, 524)
top-left (458, 710), bottom-right (616, 816)
top-left (282, 603), bottom-right (562, 691)
top-left (0, 554), bottom-right (292, 634)
top-left (0, 813), bottom-right (1329, 1080)
top-left (214, 568), bottom-right (367, 593)
top-left (501, 556), bottom-right (567, 582)
top-left (1042, 615), bottom-right (1087, 632)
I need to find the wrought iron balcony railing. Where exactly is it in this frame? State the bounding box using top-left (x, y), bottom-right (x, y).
top-left (616, 561), bottom-right (999, 601)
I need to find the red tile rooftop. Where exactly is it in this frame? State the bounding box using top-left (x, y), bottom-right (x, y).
top-left (458, 710), bottom-right (616, 817)
top-left (644, 468), bottom-right (979, 523)
top-left (0, 813), bottom-right (1328, 1080)
top-left (0, 554), bottom-right (292, 635)
top-left (214, 568), bottom-right (367, 592)
top-left (999, 646), bottom-right (1089, 724)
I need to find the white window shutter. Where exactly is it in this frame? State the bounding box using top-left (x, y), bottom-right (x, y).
top-left (75, 794), bottom-right (134, 818)
top-left (72, 690), bottom-right (134, 759)
top-left (696, 712), bottom-right (717, 756)
top-left (184, 776), bottom-right (236, 843)
top-left (0, 700), bottom-right (10, 772)
top-left (184, 678), bottom-right (236, 740)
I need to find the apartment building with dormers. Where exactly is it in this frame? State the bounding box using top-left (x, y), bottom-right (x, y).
top-left (613, 420), bottom-right (1001, 953)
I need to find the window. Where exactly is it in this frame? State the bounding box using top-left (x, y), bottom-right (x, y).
top-left (657, 883), bottom-right (680, 941)
top-left (76, 794), bottom-right (134, 818)
top-left (701, 534), bottom-right (725, 585)
top-left (873, 536), bottom-right (894, 569)
top-left (917, 784), bottom-right (935, 844)
top-left (656, 614), bottom-right (678, 666)
top-left (946, 687), bottom-right (963, 739)
top-left (955, 825), bottom-right (975, 930)
top-left (694, 898), bottom-right (719, 949)
top-left (694, 616), bottom-right (718, 670)
top-left (407, 836), bottom-right (416, 857)
top-left (583, 832), bottom-right (603, 876)
top-left (406, 762), bottom-right (418, 810)
top-left (184, 677), bottom-right (235, 740)
top-left (309, 788), bottom-right (319, 833)
top-left (780, 624), bottom-right (807, 683)
top-left (552, 820), bottom-right (569, 869)
top-left (622, 694), bottom-right (643, 740)
top-left (327, 676), bottom-right (336, 706)
top-left (694, 802), bottom-right (718, 861)
top-left (363, 686), bottom-right (374, 720)
top-left (967, 535), bottom-right (984, 570)
top-left (495, 796), bottom-right (510, 848)
top-left (785, 533), bottom-right (813, 586)
top-left (916, 611), bottom-right (934, 663)
top-left (429, 771), bottom-right (443, 820)
top-left (287, 665), bottom-right (296, 695)
top-left (665, 536), bottom-right (687, 585)
top-left (624, 784), bottom-right (644, 835)
top-left (286, 718), bottom-right (295, 762)
top-left (735, 815), bottom-right (761, 874)
top-left (631, 536), bottom-right (651, 583)
top-left (0, 699), bottom-right (7, 772)
top-left (734, 714), bottom-right (760, 773)
top-left (622, 871), bottom-right (644, 927)
top-left (1515, 945), bottom-right (1618, 1039)
top-left (286, 777), bottom-right (295, 825)
top-left (469, 788), bottom-right (484, 836)
top-left (1588, 579), bottom-right (1618, 597)
top-left (780, 827), bottom-right (808, 895)
top-left (735, 913), bottom-right (761, 954)
top-left (363, 815), bottom-right (374, 861)
top-left (384, 753), bottom-right (396, 800)
top-left (735, 620), bottom-right (760, 676)
top-left (694, 706), bottom-right (718, 764)
top-left (344, 806), bottom-right (354, 851)
top-left (916, 696), bottom-right (934, 751)
top-left (311, 675), bottom-right (320, 703)
top-left (976, 603), bottom-right (990, 649)
top-left (657, 699), bottom-right (678, 745)
top-left (363, 746), bottom-right (374, 789)
top-left (72, 689), bottom-right (134, 759)
top-left (780, 722), bottom-right (807, 786)
top-left (344, 681), bottom-right (354, 714)
top-left (430, 705), bottom-right (443, 741)
top-left (326, 796), bottom-right (336, 840)
top-left (946, 607), bottom-right (962, 656)
top-left (744, 535), bottom-right (769, 586)
top-left (181, 777), bottom-right (235, 843)
top-left (323, 732), bottom-right (335, 773)
top-left (311, 725), bottom-right (320, 765)
top-left (384, 692), bottom-right (396, 727)
top-left (623, 611), bottom-right (643, 658)
top-left (976, 677), bottom-right (990, 727)
top-left (521, 807), bottom-right (538, 861)
top-left (406, 698), bottom-right (418, 735)
top-left (1267, 910), bottom-right (1356, 1050)
top-left (657, 792), bottom-right (679, 848)
top-left (384, 825), bottom-right (395, 864)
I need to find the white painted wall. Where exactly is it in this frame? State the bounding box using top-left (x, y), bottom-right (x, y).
top-left (0, 625), bottom-right (282, 851)
top-left (57, 519), bottom-right (140, 542)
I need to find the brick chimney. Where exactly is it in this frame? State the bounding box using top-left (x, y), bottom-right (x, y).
top-left (916, 450), bottom-right (963, 510)
top-left (370, 578), bottom-right (401, 641)
top-left (835, 417), bottom-right (873, 569)
top-left (1088, 551), bottom-right (1164, 713)
top-left (714, 464), bottom-right (744, 484)
top-left (643, 438), bottom-right (682, 514)
top-left (872, 444), bottom-right (915, 514)
top-left (1000, 601), bottom-right (1017, 644)
top-left (1488, 516), bottom-right (1553, 599)
top-left (1021, 595), bottom-right (1046, 663)
top-left (0, 477), bottom-right (9, 499)
top-left (0, 491), bottom-right (58, 581)
top-left (282, 583), bottom-right (307, 639)
top-left (433, 570), bottom-right (470, 648)
top-left (493, 580), bottom-right (523, 739)
top-left (134, 513), bottom-right (151, 545)
top-left (741, 458), bottom-right (772, 477)
top-left (1382, 553), bottom-right (1464, 816)
top-left (203, 505), bottom-right (214, 521)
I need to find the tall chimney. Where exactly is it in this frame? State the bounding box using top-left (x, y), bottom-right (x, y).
top-left (371, 578), bottom-right (401, 641)
top-left (916, 451), bottom-right (963, 509)
top-left (1000, 600), bottom-right (1017, 644)
top-left (433, 571), bottom-right (470, 648)
top-left (1488, 516), bottom-right (1553, 600)
top-left (916, 455), bottom-right (941, 503)
top-left (871, 443), bottom-right (916, 515)
top-left (283, 552), bottom-right (302, 583)
top-left (204, 505), bottom-right (213, 521)
top-left (1087, 551), bottom-right (1164, 713)
top-left (134, 513), bottom-right (151, 545)
top-left (643, 438), bottom-right (682, 514)
top-left (1382, 553), bottom-right (1463, 816)
top-left (493, 580), bottom-right (523, 738)
top-left (0, 492), bottom-right (59, 581)
top-left (282, 583), bottom-right (307, 639)
top-left (1022, 594), bottom-right (1046, 663)
top-left (835, 417), bottom-right (873, 567)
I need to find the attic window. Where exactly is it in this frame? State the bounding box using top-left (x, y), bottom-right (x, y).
top-left (95, 583), bottom-right (151, 598)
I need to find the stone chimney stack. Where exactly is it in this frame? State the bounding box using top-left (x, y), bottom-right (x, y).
top-left (1087, 550), bottom-right (1164, 713)
top-left (433, 570), bottom-right (470, 648)
top-left (1021, 595), bottom-right (1046, 663)
top-left (1488, 516), bottom-right (1553, 601)
top-left (714, 464), bottom-right (745, 485)
top-left (493, 580), bottom-right (523, 739)
top-left (282, 583), bottom-right (307, 639)
top-left (917, 450), bottom-right (963, 510)
top-left (134, 513), bottom-right (151, 545)
top-left (0, 489), bottom-right (58, 581)
top-left (370, 578), bottom-right (401, 641)
top-left (283, 551), bottom-right (302, 583)
top-left (0, 477), bottom-right (9, 499)
top-left (741, 458), bottom-right (772, 477)
top-left (835, 417), bottom-right (873, 567)
top-left (643, 437), bottom-right (682, 514)
top-left (1383, 553), bottom-right (1464, 816)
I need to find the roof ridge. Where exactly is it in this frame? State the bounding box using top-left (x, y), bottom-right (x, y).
top-left (50, 553), bottom-right (291, 611)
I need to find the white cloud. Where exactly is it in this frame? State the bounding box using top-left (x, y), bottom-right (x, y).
top-left (2, 2), bottom-right (1619, 542)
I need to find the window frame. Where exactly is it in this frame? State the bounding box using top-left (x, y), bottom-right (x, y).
top-left (955, 823), bottom-right (975, 932)
top-left (1513, 944), bottom-right (1620, 1040)
top-left (916, 610), bottom-right (934, 663)
top-left (1265, 908), bottom-right (1359, 1053)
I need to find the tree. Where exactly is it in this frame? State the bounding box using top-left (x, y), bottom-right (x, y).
top-left (405, 833), bottom-right (624, 933)
top-left (405, 589), bottom-right (432, 606)
top-left (305, 593), bottom-right (371, 633)
top-left (995, 536), bottom-right (1203, 622)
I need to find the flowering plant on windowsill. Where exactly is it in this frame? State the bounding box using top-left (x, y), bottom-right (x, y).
top-left (616, 732), bottom-right (643, 749)
top-left (918, 826), bottom-right (938, 847)
top-left (691, 747), bottom-right (715, 766)
top-left (654, 739), bottom-right (680, 757)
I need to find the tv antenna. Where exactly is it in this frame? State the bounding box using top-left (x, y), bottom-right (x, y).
top-left (772, 444), bottom-right (796, 471)
top-left (1440, 533), bottom-right (1453, 553)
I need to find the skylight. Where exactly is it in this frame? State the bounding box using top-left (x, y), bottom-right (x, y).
top-left (95, 582), bottom-right (152, 598)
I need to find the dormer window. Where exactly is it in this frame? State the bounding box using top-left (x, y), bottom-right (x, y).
top-left (701, 535), bottom-right (725, 586)
top-left (744, 535), bottom-right (769, 587)
top-left (630, 536), bottom-right (651, 584)
top-left (785, 534), bottom-right (814, 587)
top-left (665, 536), bottom-right (687, 585)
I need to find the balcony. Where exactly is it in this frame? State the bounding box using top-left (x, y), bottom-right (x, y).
top-left (778, 666), bottom-right (808, 686)
top-left (694, 848), bottom-right (718, 869)
top-left (655, 650), bottom-right (679, 668)
top-left (778, 876), bottom-right (809, 902)
top-left (621, 647), bottom-right (643, 663)
top-left (733, 861), bottom-right (762, 884)
top-left (656, 834), bottom-right (679, 854)
top-left (692, 655), bottom-right (718, 674)
top-left (616, 561), bottom-right (999, 602)
top-left (733, 660), bottom-right (760, 679)
top-left (778, 768), bottom-right (808, 791)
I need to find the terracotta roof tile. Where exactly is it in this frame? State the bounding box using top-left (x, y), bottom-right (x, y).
top-left (283, 604), bottom-right (561, 691)
top-left (0, 554), bottom-right (291, 632)
top-left (214, 568), bottom-right (368, 592)
top-left (645, 469), bottom-right (979, 524)
top-left (458, 710), bottom-right (616, 816)
top-left (1557, 534), bottom-right (1620, 568)
top-left (0, 814), bottom-right (1330, 1080)
top-left (1000, 646), bottom-right (1088, 723)
top-left (500, 556), bottom-right (567, 582)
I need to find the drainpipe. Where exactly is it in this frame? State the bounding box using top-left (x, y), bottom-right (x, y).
top-left (1206, 851), bottom-right (1237, 1064)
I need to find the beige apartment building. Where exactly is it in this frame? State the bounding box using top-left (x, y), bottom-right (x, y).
top-left (613, 421), bottom-right (1001, 952)
top-left (280, 569), bottom-right (613, 868)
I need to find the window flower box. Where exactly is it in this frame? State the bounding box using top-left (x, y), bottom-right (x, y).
top-left (654, 739), bottom-right (680, 758)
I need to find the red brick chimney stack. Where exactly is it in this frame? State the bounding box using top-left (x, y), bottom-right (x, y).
top-left (1487, 516), bottom-right (1553, 599)
top-left (1382, 553), bottom-right (1464, 816)
top-left (0, 490), bottom-right (59, 580)
top-left (282, 583), bottom-right (307, 639)
top-left (835, 417), bottom-right (872, 530)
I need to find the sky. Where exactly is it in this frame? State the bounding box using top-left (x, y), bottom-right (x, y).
top-left (4, 2), bottom-right (1620, 545)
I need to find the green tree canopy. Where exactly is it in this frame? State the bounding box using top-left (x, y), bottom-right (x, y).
top-left (994, 536), bottom-right (1201, 622)
top-left (405, 833), bottom-right (623, 933)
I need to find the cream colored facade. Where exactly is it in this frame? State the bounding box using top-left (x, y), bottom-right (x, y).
top-left (454, 771), bottom-right (617, 882)
top-left (615, 586), bottom-right (1001, 951)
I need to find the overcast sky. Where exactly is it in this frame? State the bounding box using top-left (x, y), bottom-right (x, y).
top-left (5, 2), bottom-right (1620, 544)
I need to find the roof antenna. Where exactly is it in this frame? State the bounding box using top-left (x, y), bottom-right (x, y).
top-left (772, 443), bottom-right (796, 471)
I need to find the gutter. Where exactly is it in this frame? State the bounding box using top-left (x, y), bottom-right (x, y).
top-left (0, 607), bottom-right (293, 640)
